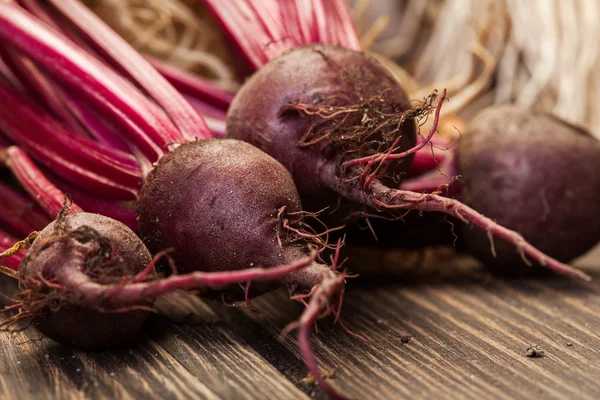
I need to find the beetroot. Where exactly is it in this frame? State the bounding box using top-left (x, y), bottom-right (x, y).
top-left (365, 106), bottom-right (600, 277)
top-left (0, 146), bottom-right (323, 350)
top-left (138, 139), bottom-right (335, 295)
top-left (457, 106), bottom-right (600, 275)
top-left (140, 140), bottom-right (306, 273)
top-left (227, 44), bottom-right (589, 281)
top-left (137, 139), bottom-right (348, 398)
top-left (228, 44), bottom-right (417, 223)
top-left (0, 3), bottom-right (591, 398)
top-left (11, 212), bottom-right (153, 349)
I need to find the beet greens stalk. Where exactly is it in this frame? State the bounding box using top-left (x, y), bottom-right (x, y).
top-left (147, 57), bottom-right (234, 111)
top-left (4, 147), bottom-right (83, 217)
top-left (0, 47), bottom-right (86, 137)
top-left (0, 48), bottom-right (132, 153)
top-left (15, 0), bottom-right (228, 140)
top-left (0, 2), bottom-right (181, 160)
top-left (203, 0), bottom-right (361, 70)
top-left (0, 178), bottom-right (50, 237)
top-left (0, 84), bottom-right (141, 199)
top-left (44, 0), bottom-right (211, 141)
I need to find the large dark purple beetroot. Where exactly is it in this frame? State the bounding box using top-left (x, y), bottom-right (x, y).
top-left (227, 44), bottom-right (417, 223)
top-left (18, 212), bottom-right (152, 349)
top-left (458, 106), bottom-right (600, 275)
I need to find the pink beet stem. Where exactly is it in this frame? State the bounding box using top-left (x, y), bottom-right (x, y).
top-left (203, 0), bottom-right (283, 69)
top-left (0, 180), bottom-right (51, 236)
top-left (5, 147), bottom-right (83, 218)
top-left (147, 56), bottom-right (235, 111)
top-left (203, 117), bottom-right (227, 139)
top-left (0, 47), bottom-right (134, 154)
top-left (0, 56), bottom-right (19, 89)
top-left (59, 90), bottom-right (135, 155)
top-left (17, 0), bottom-right (113, 66)
top-left (409, 133), bottom-right (457, 175)
top-left (0, 2), bottom-right (179, 160)
top-left (0, 83), bottom-right (141, 199)
top-left (401, 150), bottom-right (459, 193)
top-left (0, 47), bottom-right (88, 138)
top-left (0, 82), bottom-right (140, 173)
top-left (279, 1), bottom-right (310, 43)
top-left (47, 0), bottom-right (211, 142)
top-left (328, 0), bottom-right (362, 51)
top-left (17, 0), bottom-right (62, 31)
top-left (408, 147), bottom-right (447, 175)
top-left (54, 177), bottom-right (139, 231)
top-left (204, 0), bottom-right (361, 72)
top-left (181, 96), bottom-right (227, 138)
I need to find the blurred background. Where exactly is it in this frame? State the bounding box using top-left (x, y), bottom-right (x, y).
top-left (85, 0), bottom-right (600, 139)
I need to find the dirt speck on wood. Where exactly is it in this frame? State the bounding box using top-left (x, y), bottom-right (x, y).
top-left (525, 345), bottom-right (545, 358)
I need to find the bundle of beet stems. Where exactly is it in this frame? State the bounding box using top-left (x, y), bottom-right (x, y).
top-left (0, 1), bottom-right (596, 399)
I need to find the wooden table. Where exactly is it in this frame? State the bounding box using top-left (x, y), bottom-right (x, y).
top-left (0, 246), bottom-right (599, 400)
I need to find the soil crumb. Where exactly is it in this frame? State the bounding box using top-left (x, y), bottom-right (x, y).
top-left (525, 345), bottom-right (545, 358)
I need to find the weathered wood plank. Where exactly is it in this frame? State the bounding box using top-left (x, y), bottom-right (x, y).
top-left (240, 248), bottom-right (600, 399)
top-left (1, 246), bottom-right (599, 400)
top-left (0, 278), bottom-right (307, 400)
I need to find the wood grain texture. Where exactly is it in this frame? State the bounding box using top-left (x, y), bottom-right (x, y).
top-left (0, 278), bottom-right (307, 400)
top-left (0, 247), bottom-right (599, 400)
top-left (239, 247), bottom-right (600, 400)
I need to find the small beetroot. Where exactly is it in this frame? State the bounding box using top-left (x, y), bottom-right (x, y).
top-left (13, 212), bottom-right (153, 349)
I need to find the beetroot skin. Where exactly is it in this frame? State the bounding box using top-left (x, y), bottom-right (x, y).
top-left (18, 212), bottom-right (152, 349)
top-left (458, 106), bottom-right (600, 275)
top-left (227, 44), bottom-right (417, 222)
top-left (3, 139), bottom-right (344, 397)
top-left (138, 139), bottom-right (327, 294)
